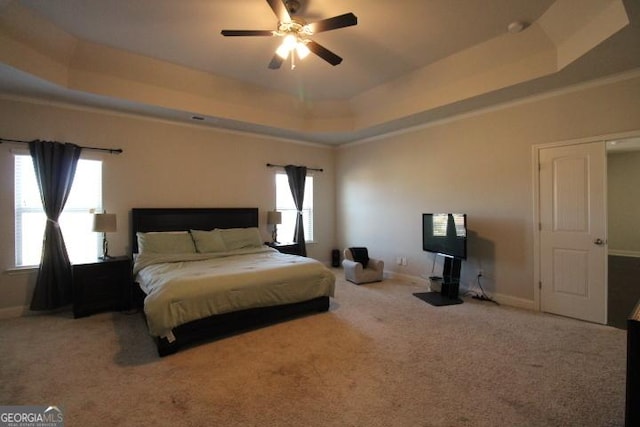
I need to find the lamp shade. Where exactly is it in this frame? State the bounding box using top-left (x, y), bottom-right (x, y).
top-left (93, 213), bottom-right (117, 233)
top-left (267, 211), bottom-right (282, 225)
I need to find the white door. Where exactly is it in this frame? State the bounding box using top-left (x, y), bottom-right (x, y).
top-left (539, 141), bottom-right (607, 324)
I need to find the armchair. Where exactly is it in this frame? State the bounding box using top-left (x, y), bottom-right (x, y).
top-left (342, 247), bottom-right (384, 284)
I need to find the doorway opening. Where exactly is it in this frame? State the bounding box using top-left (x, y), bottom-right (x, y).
top-left (533, 132), bottom-right (640, 327)
top-left (606, 136), bottom-right (640, 329)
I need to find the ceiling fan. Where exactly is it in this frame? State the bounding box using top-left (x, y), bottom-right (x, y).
top-left (220, 0), bottom-right (357, 70)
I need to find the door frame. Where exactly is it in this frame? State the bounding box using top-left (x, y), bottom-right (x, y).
top-left (532, 129), bottom-right (640, 313)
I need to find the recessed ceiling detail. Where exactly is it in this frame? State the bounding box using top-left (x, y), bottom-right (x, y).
top-left (0, 0), bottom-right (638, 145)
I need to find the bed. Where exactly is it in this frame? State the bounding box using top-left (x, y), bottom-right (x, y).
top-left (131, 208), bottom-right (335, 356)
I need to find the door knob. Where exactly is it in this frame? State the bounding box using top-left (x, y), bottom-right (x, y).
top-left (594, 238), bottom-right (605, 245)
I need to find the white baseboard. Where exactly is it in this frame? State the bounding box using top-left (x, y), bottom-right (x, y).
top-left (488, 293), bottom-right (536, 311)
top-left (0, 305), bottom-right (28, 320)
top-left (609, 249), bottom-right (640, 258)
top-left (384, 270), bottom-right (536, 311)
top-left (384, 270), bottom-right (428, 284)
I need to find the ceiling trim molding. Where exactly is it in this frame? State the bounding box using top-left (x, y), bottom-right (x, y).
top-left (0, 93), bottom-right (335, 150)
top-left (339, 67), bottom-right (640, 149)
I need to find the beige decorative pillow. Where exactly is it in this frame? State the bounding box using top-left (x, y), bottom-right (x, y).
top-left (190, 229), bottom-right (227, 253)
top-left (219, 227), bottom-right (263, 251)
top-left (136, 231), bottom-right (196, 254)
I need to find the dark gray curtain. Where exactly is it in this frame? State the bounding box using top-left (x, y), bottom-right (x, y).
top-left (284, 165), bottom-right (307, 257)
top-left (29, 140), bottom-right (82, 310)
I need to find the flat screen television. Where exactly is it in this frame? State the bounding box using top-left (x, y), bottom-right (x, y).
top-left (422, 213), bottom-right (467, 259)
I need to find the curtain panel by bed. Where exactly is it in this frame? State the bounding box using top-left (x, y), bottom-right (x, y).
top-left (284, 165), bottom-right (307, 257)
top-left (28, 140), bottom-right (82, 310)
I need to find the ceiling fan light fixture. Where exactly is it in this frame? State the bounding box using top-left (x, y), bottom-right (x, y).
top-left (275, 43), bottom-right (290, 59)
top-left (276, 33), bottom-right (298, 58)
top-left (296, 41), bottom-right (310, 59)
top-left (221, 1), bottom-right (358, 69)
top-left (282, 33), bottom-right (297, 49)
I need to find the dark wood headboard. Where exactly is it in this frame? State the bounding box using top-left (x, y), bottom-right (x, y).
top-left (131, 208), bottom-right (259, 253)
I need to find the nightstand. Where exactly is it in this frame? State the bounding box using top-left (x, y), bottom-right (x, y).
top-left (72, 256), bottom-right (132, 318)
top-left (266, 242), bottom-right (302, 256)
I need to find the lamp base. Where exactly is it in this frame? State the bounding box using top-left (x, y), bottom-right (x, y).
top-left (101, 234), bottom-right (111, 260)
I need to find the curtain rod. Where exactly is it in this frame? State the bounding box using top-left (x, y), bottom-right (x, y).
top-left (266, 163), bottom-right (323, 172)
top-left (0, 138), bottom-right (123, 154)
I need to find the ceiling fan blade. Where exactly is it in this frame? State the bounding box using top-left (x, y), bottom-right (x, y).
top-left (307, 13), bottom-right (357, 34)
top-left (266, 0), bottom-right (291, 23)
top-left (307, 41), bottom-right (342, 66)
top-left (221, 30), bottom-right (274, 37)
top-left (268, 54), bottom-right (284, 70)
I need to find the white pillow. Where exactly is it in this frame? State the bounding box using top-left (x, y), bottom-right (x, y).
top-left (137, 231), bottom-right (196, 254)
top-left (190, 229), bottom-right (227, 253)
top-left (219, 227), bottom-right (263, 251)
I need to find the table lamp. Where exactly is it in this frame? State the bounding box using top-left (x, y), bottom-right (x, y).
top-left (93, 212), bottom-right (117, 259)
top-left (267, 211), bottom-right (282, 243)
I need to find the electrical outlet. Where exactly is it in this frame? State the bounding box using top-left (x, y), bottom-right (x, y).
top-left (396, 257), bottom-right (402, 265)
top-left (402, 257), bottom-right (408, 266)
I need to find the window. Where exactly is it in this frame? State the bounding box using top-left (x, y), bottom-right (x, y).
top-left (275, 173), bottom-right (313, 243)
top-left (14, 155), bottom-right (103, 266)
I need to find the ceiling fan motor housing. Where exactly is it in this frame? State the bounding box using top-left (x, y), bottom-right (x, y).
top-left (285, 0), bottom-right (301, 15)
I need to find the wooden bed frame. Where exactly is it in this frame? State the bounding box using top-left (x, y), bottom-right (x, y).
top-left (131, 207), bottom-right (330, 357)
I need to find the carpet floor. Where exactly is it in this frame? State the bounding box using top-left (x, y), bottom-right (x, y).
top-left (0, 272), bottom-right (627, 426)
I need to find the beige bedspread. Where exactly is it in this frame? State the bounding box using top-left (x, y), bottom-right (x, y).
top-left (134, 247), bottom-right (335, 338)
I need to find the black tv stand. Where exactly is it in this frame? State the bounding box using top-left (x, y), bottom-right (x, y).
top-left (414, 256), bottom-right (463, 306)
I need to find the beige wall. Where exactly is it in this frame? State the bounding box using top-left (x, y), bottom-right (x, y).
top-left (336, 74), bottom-right (640, 304)
top-left (2, 73), bottom-right (640, 314)
top-left (608, 150), bottom-right (640, 254)
top-left (0, 98), bottom-right (335, 313)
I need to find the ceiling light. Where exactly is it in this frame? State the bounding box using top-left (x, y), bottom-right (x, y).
top-left (282, 34), bottom-right (297, 50)
top-left (296, 42), bottom-right (310, 59)
top-left (276, 34), bottom-right (311, 62)
top-left (276, 34), bottom-right (298, 59)
top-left (276, 43), bottom-right (290, 59)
